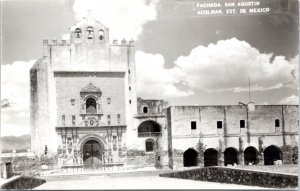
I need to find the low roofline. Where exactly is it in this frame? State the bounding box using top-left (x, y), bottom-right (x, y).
top-left (167, 104), bottom-right (299, 108)
top-left (53, 70), bottom-right (126, 73)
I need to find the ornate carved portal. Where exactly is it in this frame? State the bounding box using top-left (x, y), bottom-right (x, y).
top-left (79, 83), bottom-right (103, 126)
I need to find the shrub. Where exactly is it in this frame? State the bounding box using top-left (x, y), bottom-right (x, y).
top-left (281, 145), bottom-right (298, 164)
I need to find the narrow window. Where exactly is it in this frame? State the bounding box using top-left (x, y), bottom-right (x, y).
top-left (62, 115), bottom-right (65, 125)
top-left (44, 145), bottom-right (48, 155)
top-left (217, 121), bottom-right (222, 129)
top-left (86, 98), bottom-right (97, 114)
top-left (72, 115), bottom-right (76, 125)
top-left (86, 26), bottom-right (94, 39)
top-left (117, 114), bottom-right (121, 124)
top-left (107, 115), bottom-right (111, 125)
top-left (107, 98), bottom-right (111, 104)
top-left (71, 99), bottom-right (75, 106)
top-left (275, 119), bottom-right (280, 127)
top-left (98, 29), bottom-right (104, 40)
top-left (145, 139), bottom-right (154, 152)
top-left (129, 100), bottom-right (131, 104)
top-left (128, 70), bottom-right (131, 74)
top-left (191, 121), bottom-right (197, 130)
top-left (129, 86), bottom-right (131, 91)
top-left (75, 28), bottom-right (82, 38)
top-left (143, 106), bottom-right (148, 114)
top-left (240, 120), bottom-right (245, 128)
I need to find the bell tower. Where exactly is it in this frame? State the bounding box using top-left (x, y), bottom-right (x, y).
top-left (70, 16), bottom-right (110, 66)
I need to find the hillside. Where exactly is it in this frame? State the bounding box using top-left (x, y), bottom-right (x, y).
top-left (1, 134), bottom-right (31, 153)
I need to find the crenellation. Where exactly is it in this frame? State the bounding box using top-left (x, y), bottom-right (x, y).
top-left (121, 38), bottom-right (126, 45)
top-left (129, 39), bottom-right (135, 46)
top-left (112, 39), bottom-right (118, 45)
top-left (43, 39), bottom-right (48, 45)
top-left (52, 39), bottom-right (57, 45)
top-left (61, 39), bottom-right (67, 45)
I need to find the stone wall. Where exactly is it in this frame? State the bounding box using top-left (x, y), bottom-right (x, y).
top-left (160, 167), bottom-right (298, 188)
top-left (137, 98), bottom-right (168, 115)
top-left (54, 72), bottom-right (126, 127)
top-left (30, 58), bottom-right (58, 156)
top-left (168, 105), bottom-right (298, 168)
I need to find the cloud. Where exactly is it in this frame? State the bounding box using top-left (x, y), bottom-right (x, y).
top-left (72, 0), bottom-right (159, 40)
top-left (279, 95), bottom-right (299, 105)
top-left (135, 38), bottom-right (298, 101)
top-left (174, 38), bottom-right (298, 93)
top-left (135, 51), bottom-right (193, 98)
top-left (1, 60), bottom-right (36, 136)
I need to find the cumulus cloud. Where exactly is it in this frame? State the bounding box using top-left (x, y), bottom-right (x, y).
top-left (174, 38), bottom-right (298, 93)
top-left (1, 60), bottom-right (36, 136)
top-left (279, 95), bottom-right (299, 105)
top-left (72, 0), bottom-right (159, 40)
top-left (135, 51), bottom-right (193, 98)
top-left (136, 38), bottom-right (298, 100)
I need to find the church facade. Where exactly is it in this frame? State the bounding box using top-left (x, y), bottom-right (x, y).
top-left (30, 17), bottom-right (298, 169)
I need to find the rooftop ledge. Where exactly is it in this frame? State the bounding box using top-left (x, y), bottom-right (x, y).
top-left (134, 113), bottom-right (166, 118)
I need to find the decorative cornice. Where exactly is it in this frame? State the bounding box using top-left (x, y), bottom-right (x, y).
top-left (81, 83), bottom-right (101, 93)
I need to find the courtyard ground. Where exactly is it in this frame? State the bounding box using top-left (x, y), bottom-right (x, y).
top-left (35, 170), bottom-right (270, 190)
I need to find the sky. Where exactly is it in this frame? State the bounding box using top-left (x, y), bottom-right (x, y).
top-left (1, 0), bottom-right (299, 136)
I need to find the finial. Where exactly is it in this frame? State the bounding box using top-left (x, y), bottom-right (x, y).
top-left (52, 39), bottom-right (57, 45)
top-left (43, 39), bottom-right (48, 45)
top-left (121, 38), bottom-right (126, 45)
top-left (113, 39), bottom-right (118, 45)
top-left (129, 39), bottom-right (135, 45)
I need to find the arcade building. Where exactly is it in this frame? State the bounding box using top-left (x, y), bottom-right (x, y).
top-left (30, 17), bottom-right (298, 169)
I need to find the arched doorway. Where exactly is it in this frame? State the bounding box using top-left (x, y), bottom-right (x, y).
top-left (244, 146), bottom-right (259, 165)
top-left (264, 145), bottom-right (282, 165)
top-left (138, 120), bottom-right (162, 137)
top-left (183, 148), bottom-right (198, 167)
top-left (82, 140), bottom-right (103, 168)
top-left (204, 148), bottom-right (218, 167)
top-left (224, 147), bottom-right (238, 166)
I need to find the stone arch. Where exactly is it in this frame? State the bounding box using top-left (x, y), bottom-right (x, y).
top-left (78, 134), bottom-right (107, 151)
top-left (224, 147), bottom-right (239, 166)
top-left (84, 95), bottom-right (99, 102)
top-left (137, 120), bottom-right (162, 137)
top-left (264, 145), bottom-right (283, 165)
top-left (77, 134), bottom-right (107, 167)
top-left (183, 148), bottom-right (198, 167)
top-left (204, 148), bottom-right (218, 167)
top-left (244, 146), bottom-right (259, 165)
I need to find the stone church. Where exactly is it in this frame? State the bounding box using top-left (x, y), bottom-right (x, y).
top-left (30, 17), bottom-right (298, 169)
